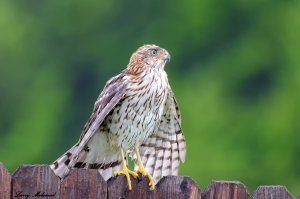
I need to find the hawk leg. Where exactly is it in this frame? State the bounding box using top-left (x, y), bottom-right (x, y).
top-left (135, 146), bottom-right (155, 190)
top-left (114, 148), bottom-right (138, 190)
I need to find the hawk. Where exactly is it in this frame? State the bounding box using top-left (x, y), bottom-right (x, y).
top-left (50, 44), bottom-right (186, 190)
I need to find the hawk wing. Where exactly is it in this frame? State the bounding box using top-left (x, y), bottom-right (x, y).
top-left (135, 88), bottom-right (186, 183)
top-left (51, 72), bottom-right (127, 178)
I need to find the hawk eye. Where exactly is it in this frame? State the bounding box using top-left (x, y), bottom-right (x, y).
top-left (150, 49), bottom-right (158, 56)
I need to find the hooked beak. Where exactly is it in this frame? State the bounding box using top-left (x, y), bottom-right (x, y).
top-left (164, 53), bottom-right (171, 62)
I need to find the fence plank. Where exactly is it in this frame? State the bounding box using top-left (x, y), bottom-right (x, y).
top-left (157, 176), bottom-right (201, 199)
top-left (107, 174), bottom-right (158, 199)
top-left (251, 186), bottom-right (293, 199)
top-left (202, 181), bottom-right (249, 199)
top-left (12, 164), bottom-right (60, 199)
top-left (0, 163), bottom-right (11, 199)
top-left (60, 168), bottom-right (107, 199)
top-left (3, 163), bottom-right (298, 199)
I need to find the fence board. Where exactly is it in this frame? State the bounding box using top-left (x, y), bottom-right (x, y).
top-left (60, 168), bottom-right (107, 199)
top-left (107, 174), bottom-right (158, 199)
top-left (252, 186), bottom-right (293, 199)
top-left (202, 181), bottom-right (249, 199)
top-left (12, 164), bottom-right (60, 199)
top-left (0, 163), bottom-right (11, 199)
top-left (157, 176), bottom-right (201, 199)
top-left (1, 163), bottom-right (298, 199)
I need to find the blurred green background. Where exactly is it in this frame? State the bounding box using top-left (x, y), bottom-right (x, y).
top-left (1, 0), bottom-right (299, 196)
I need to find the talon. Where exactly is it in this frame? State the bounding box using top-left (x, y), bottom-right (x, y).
top-left (148, 178), bottom-right (155, 190)
top-left (136, 166), bottom-right (155, 190)
top-left (115, 148), bottom-right (138, 190)
top-left (114, 167), bottom-right (138, 190)
top-left (135, 146), bottom-right (156, 190)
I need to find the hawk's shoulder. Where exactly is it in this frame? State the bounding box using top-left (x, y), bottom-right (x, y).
top-left (79, 71), bottom-right (128, 141)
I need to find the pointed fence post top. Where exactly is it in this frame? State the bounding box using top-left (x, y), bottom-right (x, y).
top-left (202, 180), bottom-right (249, 199)
top-left (252, 185), bottom-right (293, 199)
top-left (11, 164), bottom-right (60, 199)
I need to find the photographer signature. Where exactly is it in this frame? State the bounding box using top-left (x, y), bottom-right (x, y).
top-left (15, 191), bottom-right (56, 199)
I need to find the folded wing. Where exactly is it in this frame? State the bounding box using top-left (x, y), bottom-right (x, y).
top-left (50, 72), bottom-right (128, 179)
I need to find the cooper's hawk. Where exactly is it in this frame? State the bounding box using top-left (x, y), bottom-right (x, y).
top-left (50, 44), bottom-right (186, 190)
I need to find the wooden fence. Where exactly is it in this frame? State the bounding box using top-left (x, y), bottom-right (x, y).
top-left (0, 163), bottom-right (299, 199)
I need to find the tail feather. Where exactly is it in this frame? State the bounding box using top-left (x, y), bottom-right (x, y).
top-left (50, 131), bottom-right (123, 181)
top-left (161, 148), bottom-right (171, 177)
top-left (177, 133), bottom-right (186, 162)
top-left (134, 89), bottom-right (187, 184)
top-left (50, 146), bottom-right (77, 179)
top-left (171, 137), bottom-right (180, 175)
top-left (152, 148), bottom-right (163, 182)
top-left (142, 148), bottom-right (156, 175)
top-left (136, 129), bottom-right (186, 184)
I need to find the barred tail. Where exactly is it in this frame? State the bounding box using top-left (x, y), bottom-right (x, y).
top-left (135, 90), bottom-right (186, 184)
top-left (136, 130), bottom-right (186, 184)
top-left (50, 145), bottom-right (78, 179)
top-left (50, 132), bottom-right (123, 181)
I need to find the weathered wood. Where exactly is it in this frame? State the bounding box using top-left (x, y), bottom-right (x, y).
top-left (157, 176), bottom-right (201, 199)
top-left (202, 181), bottom-right (249, 199)
top-left (12, 164), bottom-right (60, 199)
top-left (1, 163), bottom-right (297, 199)
top-left (251, 186), bottom-right (293, 199)
top-left (107, 174), bottom-right (158, 199)
top-left (0, 163), bottom-right (11, 199)
top-left (60, 168), bottom-right (107, 199)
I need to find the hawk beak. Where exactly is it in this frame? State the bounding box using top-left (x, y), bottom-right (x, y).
top-left (164, 53), bottom-right (171, 63)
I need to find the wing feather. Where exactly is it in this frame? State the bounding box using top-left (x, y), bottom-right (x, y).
top-left (136, 88), bottom-right (186, 184)
top-left (57, 72), bottom-right (128, 178)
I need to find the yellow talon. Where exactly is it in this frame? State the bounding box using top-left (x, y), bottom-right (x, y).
top-left (137, 165), bottom-right (155, 190)
top-left (114, 148), bottom-right (138, 190)
top-left (135, 147), bottom-right (156, 190)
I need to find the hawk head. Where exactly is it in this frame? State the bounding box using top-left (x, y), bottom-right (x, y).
top-left (127, 44), bottom-right (171, 74)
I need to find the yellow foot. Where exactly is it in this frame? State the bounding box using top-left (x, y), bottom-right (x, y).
top-left (137, 166), bottom-right (155, 190)
top-left (114, 167), bottom-right (138, 190)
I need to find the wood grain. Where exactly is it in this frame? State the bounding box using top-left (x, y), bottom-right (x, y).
top-left (60, 168), bottom-right (107, 199)
top-left (12, 164), bottom-right (60, 199)
top-left (0, 162), bottom-right (11, 199)
top-left (202, 181), bottom-right (249, 199)
top-left (252, 186), bottom-right (293, 199)
top-left (1, 163), bottom-right (298, 199)
top-left (107, 174), bottom-right (158, 199)
top-left (157, 176), bottom-right (201, 199)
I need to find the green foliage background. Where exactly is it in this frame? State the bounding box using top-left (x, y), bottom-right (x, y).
top-left (1, 0), bottom-right (299, 195)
